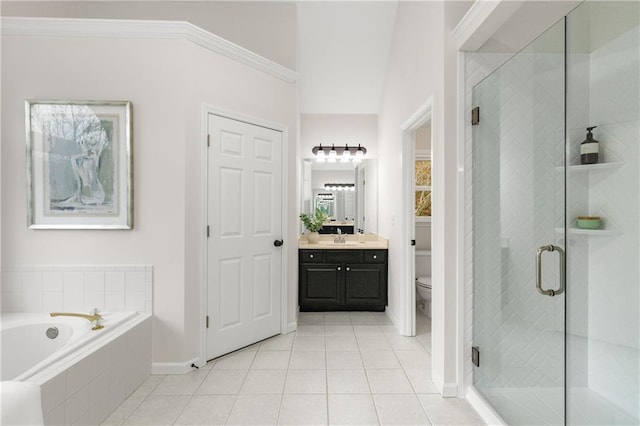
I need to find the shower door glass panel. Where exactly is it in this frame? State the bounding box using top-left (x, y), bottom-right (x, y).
top-left (566, 2), bottom-right (640, 424)
top-left (472, 19), bottom-right (566, 426)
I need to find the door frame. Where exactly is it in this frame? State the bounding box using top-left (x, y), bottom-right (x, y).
top-left (400, 98), bottom-right (433, 337)
top-left (198, 104), bottom-right (289, 366)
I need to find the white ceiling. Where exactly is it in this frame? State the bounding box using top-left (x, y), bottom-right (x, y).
top-left (296, 1), bottom-right (587, 114)
top-left (297, 1), bottom-right (398, 114)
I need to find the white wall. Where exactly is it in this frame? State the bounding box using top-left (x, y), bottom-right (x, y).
top-left (1, 26), bottom-right (298, 366)
top-left (0, 1), bottom-right (297, 70)
top-left (378, 1), bottom-right (462, 395)
top-left (416, 125), bottom-right (431, 151)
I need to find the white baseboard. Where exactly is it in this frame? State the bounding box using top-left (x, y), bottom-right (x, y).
top-left (465, 386), bottom-right (506, 426)
top-left (441, 382), bottom-right (459, 397)
top-left (285, 321), bottom-right (297, 334)
top-left (385, 306), bottom-right (402, 333)
top-left (152, 358), bottom-right (199, 375)
top-left (432, 372), bottom-right (459, 397)
top-left (432, 372), bottom-right (444, 394)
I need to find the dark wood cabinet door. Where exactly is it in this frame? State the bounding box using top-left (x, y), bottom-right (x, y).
top-left (299, 263), bottom-right (342, 306)
top-left (344, 263), bottom-right (387, 305)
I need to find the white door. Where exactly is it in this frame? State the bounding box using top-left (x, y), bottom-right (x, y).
top-left (206, 114), bottom-right (283, 360)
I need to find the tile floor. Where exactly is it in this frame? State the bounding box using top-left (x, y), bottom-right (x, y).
top-left (102, 312), bottom-right (485, 425)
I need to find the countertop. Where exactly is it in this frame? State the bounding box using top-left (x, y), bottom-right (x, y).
top-left (298, 235), bottom-right (388, 250)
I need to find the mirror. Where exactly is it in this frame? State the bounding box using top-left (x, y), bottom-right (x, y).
top-left (302, 158), bottom-right (377, 234)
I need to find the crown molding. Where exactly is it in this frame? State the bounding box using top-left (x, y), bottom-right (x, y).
top-left (1, 17), bottom-right (298, 84)
top-left (452, 0), bottom-right (524, 52)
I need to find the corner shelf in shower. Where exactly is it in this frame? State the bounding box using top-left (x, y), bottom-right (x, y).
top-left (555, 162), bottom-right (624, 172)
top-left (555, 227), bottom-right (622, 236)
top-left (569, 162), bottom-right (624, 172)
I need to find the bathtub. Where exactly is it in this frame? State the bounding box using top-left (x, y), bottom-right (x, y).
top-left (1, 311), bottom-right (152, 425)
top-left (1, 312), bottom-right (136, 381)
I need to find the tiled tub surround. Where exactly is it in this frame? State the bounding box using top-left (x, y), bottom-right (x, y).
top-left (38, 313), bottom-right (152, 425)
top-left (1, 265), bottom-right (153, 314)
top-left (0, 265), bottom-right (153, 425)
top-left (2, 312), bottom-right (139, 381)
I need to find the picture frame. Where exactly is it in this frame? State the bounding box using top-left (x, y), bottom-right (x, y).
top-left (26, 100), bottom-right (133, 229)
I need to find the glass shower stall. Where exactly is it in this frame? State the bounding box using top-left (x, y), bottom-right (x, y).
top-left (471, 2), bottom-right (639, 425)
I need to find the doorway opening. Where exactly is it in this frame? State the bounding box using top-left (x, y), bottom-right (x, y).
top-left (401, 98), bottom-right (433, 342)
top-left (413, 122), bottom-right (432, 352)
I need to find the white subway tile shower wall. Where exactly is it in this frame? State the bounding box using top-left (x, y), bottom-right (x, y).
top-left (0, 265), bottom-right (153, 314)
top-left (582, 25), bottom-right (640, 417)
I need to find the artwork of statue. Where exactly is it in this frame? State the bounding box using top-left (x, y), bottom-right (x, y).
top-left (26, 101), bottom-right (132, 229)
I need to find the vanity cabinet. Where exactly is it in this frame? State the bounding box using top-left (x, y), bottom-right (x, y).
top-left (299, 249), bottom-right (388, 311)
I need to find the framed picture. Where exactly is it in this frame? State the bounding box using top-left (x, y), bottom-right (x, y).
top-left (26, 100), bottom-right (133, 229)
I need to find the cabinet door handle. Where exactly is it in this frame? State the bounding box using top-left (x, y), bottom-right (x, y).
top-left (373, 255), bottom-right (377, 259)
top-left (346, 267), bottom-right (350, 271)
top-left (337, 267), bottom-right (341, 271)
top-left (309, 254), bottom-right (314, 259)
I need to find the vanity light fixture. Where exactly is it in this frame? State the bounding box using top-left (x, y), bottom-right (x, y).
top-left (327, 145), bottom-right (338, 163)
top-left (311, 144), bottom-right (367, 163)
top-left (317, 193), bottom-right (334, 200)
top-left (340, 144), bottom-right (351, 163)
top-left (315, 144), bottom-right (326, 162)
top-left (353, 144), bottom-right (365, 163)
top-left (324, 183), bottom-right (355, 191)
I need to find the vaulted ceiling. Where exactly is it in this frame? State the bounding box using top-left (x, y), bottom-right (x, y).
top-left (296, 2), bottom-right (398, 114)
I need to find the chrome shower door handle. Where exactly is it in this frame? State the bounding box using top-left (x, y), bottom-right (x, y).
top-left (536, 245), bottom-right (565, 297)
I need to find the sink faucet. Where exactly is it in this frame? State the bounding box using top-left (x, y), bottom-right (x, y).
top-left (50, 308), bottom-right (104, 330)
top-left (334, 228), bottom-right (346, 243)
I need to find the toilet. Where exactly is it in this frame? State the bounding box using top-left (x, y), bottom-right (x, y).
top-left (415, 250), bottom-right (432, 317)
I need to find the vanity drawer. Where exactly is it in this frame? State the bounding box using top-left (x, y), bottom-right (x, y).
top-left (326, 250), bottom-right (362, 263)
top-left (299, 250), bottom-right (325, 263)
top-left (363, 250), bottom-right (387, 263)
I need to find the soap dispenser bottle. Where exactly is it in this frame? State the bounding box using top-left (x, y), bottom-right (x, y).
top-left (580, 126), bottom-right (599, 165)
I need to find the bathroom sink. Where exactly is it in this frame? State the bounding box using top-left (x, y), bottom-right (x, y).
top-left (330, 241), bottom-right (362, 246)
